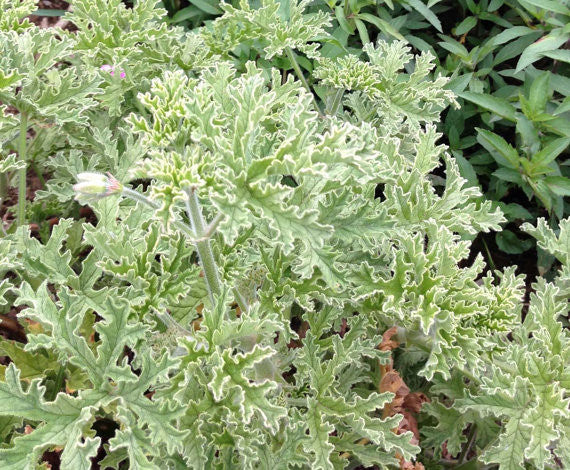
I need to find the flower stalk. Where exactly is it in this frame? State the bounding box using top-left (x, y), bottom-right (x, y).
top-left (285, 47), bottom-right (323, 116)
top-left (120, 187), bottom-right (197, 241)
top-left (73, 175), bottom-right (251, 312)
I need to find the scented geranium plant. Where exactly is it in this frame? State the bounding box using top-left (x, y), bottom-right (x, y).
top-left (0, 0), bottom-right (213, 226)
top-left (1, 1), bottom-right (570, 470)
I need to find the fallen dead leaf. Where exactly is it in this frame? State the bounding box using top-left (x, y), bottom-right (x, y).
top-left (378, 327), bottom-right (429, 470)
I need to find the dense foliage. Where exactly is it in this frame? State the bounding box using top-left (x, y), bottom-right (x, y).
top-left (165, 0), bottom-right (570, 261)
top-left (0, 0), bottom-right (568, 469)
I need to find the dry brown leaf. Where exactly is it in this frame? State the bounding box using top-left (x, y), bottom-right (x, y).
top-left (379, 326), bottom-right (400, 352)
top-left (378, 327), bottom-right (429, 470)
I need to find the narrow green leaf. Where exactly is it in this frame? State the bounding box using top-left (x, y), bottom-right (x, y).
top-left (459, 92), bottom-right (517, 121)
top-left (477, 128), bottom-right (520, 168)
top-left (31, 9), bottom-right (67, 17)
top-left (554, 97), bottom-right (570, 115)
top-left (188, 0), bottom-right (222, 15)
top-left (404, 0), bottom-right (442, 32)
top-left (543, 116), bottom-right (570, 138)
top-left (544, 176), bottom-right (570, 196)
top-left (532, 138), bottom-right (570, 165)
top-left (516, 33), bottom-right (569, 72)
top-left (494, 32), bottom-right (543, 66)
top-left (357, 13), bottom-right (405, 41)
top-left (492, 26), bottom-right (535, 45)
top-left (520, 0), bottom-right (570, 15)
top-left (454, 152), bottom-right (479, 187)
top-left (335, 5), bottom-right (355, 34)
top-left (493, 167), bottom-right (523, 184)
top-left (528, 72), bottom-right (551, 115)
top-left (354, 18), bottom-right (370, 45)
top-left (446, 73), bottom-right (473, 94)
top-left (170, 6), bottom-right (202, 23)
top-left (438, 36), bottom-right (470, 58)
top-left (455, 16), bottom-right (478, 36)
top-left (496, 230), bottom-right (533, 254)
top-left (498, 203), bottom-right (533, 220)
top-left (541, 49), bottom-right (570, 63)
top-left (489, 0), bottom-right (505, 11)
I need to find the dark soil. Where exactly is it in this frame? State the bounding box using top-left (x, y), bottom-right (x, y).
top-left (0, 169), bottom-right (44, 226)
top-left (29, 0), bottom-right (76, 32)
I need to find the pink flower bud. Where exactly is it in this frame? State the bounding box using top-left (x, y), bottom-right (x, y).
top-left (73, 172), bottom-right (123, 202)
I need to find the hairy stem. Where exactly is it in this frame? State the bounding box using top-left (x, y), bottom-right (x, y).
top-left (285, 47), bottom-right (322, 116)
top-left (17, 114), bottom-right (28, 226)
top-left (184, 189), bottom-right (250, 313)
top-left (233, 288), bottom-right (250, 315)
top-left (122, 186), bottom-right (160, 209)
top-left (122, 185), bottom-right (250, 312)
top-left (122, 187), bottom-right (197, 240)
top-left (155, 311), bottom-right (194, 336)
top-left (184, 187), bottom-right (222, 305)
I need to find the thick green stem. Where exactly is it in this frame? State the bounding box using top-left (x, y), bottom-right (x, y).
top-left (122, 185), bottom-right (249, 312)
top-left (155, 311), bottom-right (194, 336)
top-left (343, 0), bottom-right (350, 19)
top-left (285, 47), bottom-right (322, 116)
top-left (17, 114), bottom-right (28, 226)
top-left (233, 288), bottom-right (250, 314)
top-left (184, 187), bottom-right (222, 305)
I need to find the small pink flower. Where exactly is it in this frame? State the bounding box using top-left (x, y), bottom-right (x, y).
top-left (100, 64), bottom-right (126, 79)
